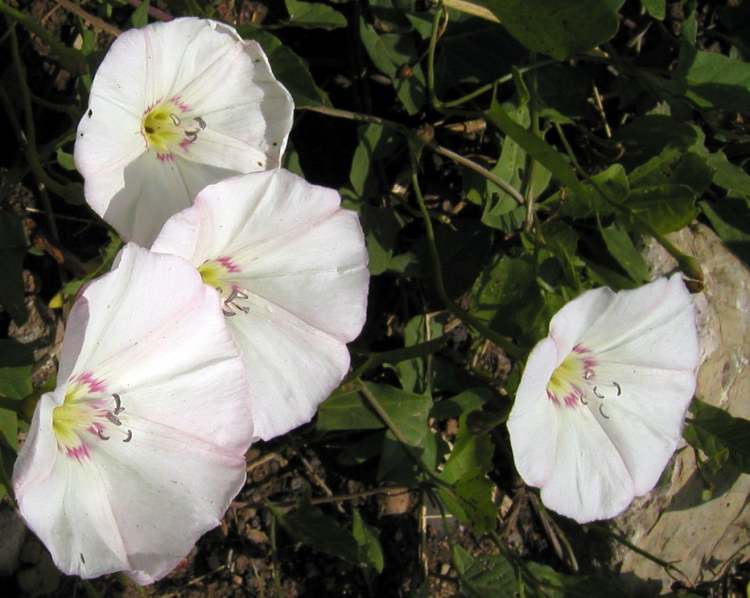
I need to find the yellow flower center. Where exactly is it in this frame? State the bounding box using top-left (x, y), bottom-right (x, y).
top-left (546, 345), bottom-right (597, 408)
top-left (198, 257), bottom-right (251, 317)
top-left (141, 96), bottom-right (205, 158)
top-left (52, 373), bottom-right (131, 461)
top-left (142, 104), bottom-right (183, 153)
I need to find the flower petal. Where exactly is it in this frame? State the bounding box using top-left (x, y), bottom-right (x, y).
top-left (171, 34), bottom-right (293, 169)
top-left (152, 169), bottom-right (369, 440)
top-left (14, 395), bottom-right (129, 579)
top-left (99, 152), bottom-right (236, 247)
top-left (582, 274), bottom-right (698, 371)
top-left (77, 17), bottom-right (293, 246)
top-left (228, 292), bottom-right (351, 440)
top-left (507, 338), bottom-right (561, 488)
top-left (14, 244), bottom-right (254, 581)
top-left (586, 363), bottom-right (696, 496)
top-left (83, 414), bottom-right (247, 583)
top-left (548, 286), bottom-right (614, 360)
top-left (540, 407), bottom-right (635, 523)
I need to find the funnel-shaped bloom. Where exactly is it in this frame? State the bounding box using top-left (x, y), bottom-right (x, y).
top-left (507, 275), bottom-right (699, 523)
top-left (13, 245), bottom-right (253, 583)
top-left (152, 169), bottom-right (369, 441)
top-left (75, 17), bottom-right (293, 246)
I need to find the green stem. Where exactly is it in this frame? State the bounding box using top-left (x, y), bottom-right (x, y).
top-left (553, 121), bottom-right (704, 287)
top-left (430, 143), bottom-right (525, 205)
top-left (357, 379), bottom-right (413, 447)
top-left (5, 24), bottom-right (84, 209)
top-left (0, 1), bottom-right (87, 75)
top-left (523, 64), bottom-right (541, 232)
top-left (589, 524), bottom-right (688, 582)
top-left (427, 6), bottom-right (445, 110)
top-left (31, 93), bottom-right (81, 118)
top-left (299, 105), bottom-right (525, 205)
top-left (269, 514), bottom-right (283, 598)
top-left (410, 149), bottom-right (523, 358)
top-left (443, 59), bottom-right (557, 109)
top-left (345, 337), bottom-right (448, 383)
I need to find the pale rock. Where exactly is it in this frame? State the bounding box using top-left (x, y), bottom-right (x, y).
top-left (613, 223), bottom-right (750, 593)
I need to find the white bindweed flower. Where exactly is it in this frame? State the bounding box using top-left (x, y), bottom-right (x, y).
top-left (152, 168), bottom-right (369, 441)
top-left (13, 244), bottom-right (253, 583)
top-left (75, 17), bottom-right (293, 246)
top-left (507, 274), bottom-right (699, 523)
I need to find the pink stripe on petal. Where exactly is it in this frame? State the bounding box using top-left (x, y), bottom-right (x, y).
top-left (65, 444), bottom-right (91, 461)
top-left (216, 256), bottom-right (240, 273)
top-left (77, 372), bottom-right (107, 393)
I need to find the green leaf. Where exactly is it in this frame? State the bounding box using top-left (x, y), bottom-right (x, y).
top-left (130, 0), bottom-right (150, 28)
top-left (560, 164), bottom-right (628, 220)
top-left (0, 408), bottom-right (18, 451)
top-left (452, 545), bottom-right (516, 598)
top-left (284, 0), bottom-right (347, 29)
top-left (239, 26), bottom-right (330, 107)
top-left (359, 18), bottom-right (397, 78)
top-left (360, 205), bottom-right (412, 275)
top-left (349, 124), bottom-right (401, 198)
top-left (524, 562), bottom-right (630, 597)
top-left (394, 315), bottom-right (444, 395)
top-left (50, 231), bottom-right (122, 308)
top-left (0, 365), bottom-right (32, 402)
top-left (486, 97), bottom-right (583, 194)
top-left (0, 212), bottom-right (28, 324)
top-left (269, 503), bottom-right (362, 565)
top-left (684, 399), bottom-right (750, 473)
top-left (623, 184), bottom-right (698, 234)
top-left (706, 151), bottom-right (750, 201)
top-left (437, 419), bottom-right (496, 532)
top-left (641, 0), bottom-right (665, 20)
top-left (475, 0), bottom-right (624, 60)
top-left (0, 340), bottom-right (35, 407)
top-left (358, 18), bottom-right (425, 114)
top-left (440, 431), bottom-right (493, 485)
top-left (471, 255), bottom-right (535, 322)
top-left (466, 103), bottom-right (550, 229)
top-left (352, 509), bottom-right (385, 573)
top-left (700, 199), bottom-right (750, 265)
top-left (685, 51), bottom-right (750, 113)
top-left (431, 388), bottom-right (493, 419)
top-left (542, 220), bottom-right (580, 286)
top-left (599, 222), bottom-right (650, 284)
top-left (615, 115), bottom-right (700, 171)
top-left (318, 383), bottom-right (432, 444)
top-left (436, 16), bottom-right (526, 96)
top-left (55, 147), bottom-right (76, 171)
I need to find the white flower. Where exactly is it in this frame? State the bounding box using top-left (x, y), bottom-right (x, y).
top-left (13, 244), bottom-right (253, 583)
top-left (74, 17), bottom-right (293, 246)
top-left (152, 168), bottom-right (369, 441)
top-left (507, 274), bottom-right (699, 523)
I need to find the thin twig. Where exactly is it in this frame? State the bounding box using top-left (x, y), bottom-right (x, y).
top-left (409, 149), bottom-right (524, 358)
top-left (310, 486), bottom-right (411, 506)
top-left (442, 60), bottom-right (558, 109)
top-left (430, 143), bottom-right (525, 205)
top-left (297, 451), bottom-right (344, 513)
top-left (0, 0), bottom-right (87, 74)
top-left (591, 82), bottom-right (612, 138)
top-left (247, 452), bottom-right (286, 473)
top-left (7, 24), bottom-right (61, 240)
top-left (298, 104), bottom-right (525, 206)
top-left (55, 0), bottom-right (121, 37)
top-left (127, 0), bottom-right (173, 23)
